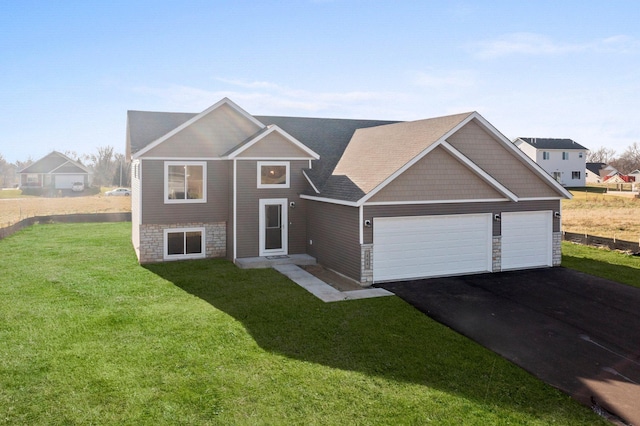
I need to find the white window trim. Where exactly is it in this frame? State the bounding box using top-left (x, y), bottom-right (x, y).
top-left (163, 227), bottom-right (206, 260)
top-left (562, 152), bottom-right (569, 160)
top-left (164, 161), bottom-right (207, 204)
top-left (257, 161), bottom-right (290, 189)
top-left (542, 151), bottom-right (550, 160)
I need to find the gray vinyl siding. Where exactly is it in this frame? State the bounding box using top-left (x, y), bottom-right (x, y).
top-left (306, 200), bottom-right (361, 281)
top-left (446, 120), bottom-right (561, 198)
top-left (140, 159), bottom-right (229, 224)
top-left (236, 132), bottom-right (313, 158)
top-left (235, 160), bottom-right (309, 258)
top-left (227, 161), bottom-right (235, 260)
top-left (143, 103), bottom-right (261, 158)
top-left (363, 199), bottom-right (561, 243)
top-left (369, 146), bottom-right (504, 203)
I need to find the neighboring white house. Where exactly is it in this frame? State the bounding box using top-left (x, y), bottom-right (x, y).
top-left (513, 138), bottom-right (588, 187)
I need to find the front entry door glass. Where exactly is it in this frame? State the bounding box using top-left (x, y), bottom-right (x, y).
top-left (259, 198), bottom-right (288, 256)
top-left (264, 204), bottom-right (282, 250)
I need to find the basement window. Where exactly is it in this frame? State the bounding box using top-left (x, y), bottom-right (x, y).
top-left (164, 228), bottom-right (205, 260)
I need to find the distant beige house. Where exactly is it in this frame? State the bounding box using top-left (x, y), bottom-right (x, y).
top-left (126, 98), bottom-right (571, 284)
top-left (18, 151), bottom-right (91, 190)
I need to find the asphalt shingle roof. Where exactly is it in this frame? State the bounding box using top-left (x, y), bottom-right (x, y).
top-left (127, 110), bottom-right (196, 157)
top-left (255, 116), bottom-right (399, 191)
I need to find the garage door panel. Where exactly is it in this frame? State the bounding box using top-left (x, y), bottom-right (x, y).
top-left (373, 214), bottom-right (492, 282)
top-left (501, 211), bottom-right (552, 270)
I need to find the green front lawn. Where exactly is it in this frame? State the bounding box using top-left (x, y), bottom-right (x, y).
top-left (562, 241), bottom-right (640, 288)
top-left (0, 223), bottom-right (603, 425)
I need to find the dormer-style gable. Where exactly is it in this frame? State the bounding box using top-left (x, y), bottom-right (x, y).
top-left (225, 125), bottom-right (319, 160)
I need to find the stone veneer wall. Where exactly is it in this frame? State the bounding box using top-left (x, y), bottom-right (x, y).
top-left (553, 232), bottom-right (562, 266)
top-left (492, 236), bottom-right (502, 272)
top-left (360, 244), bottom-right (374, 284)
top-left (139, 222), bottom-right (226, 264)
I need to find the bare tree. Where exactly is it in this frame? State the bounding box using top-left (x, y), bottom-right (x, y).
top-left (610, 142), bottom-right (640, 174)
top-left (89, 146), bottom-right (116, 187)
top-left (14, 157), bottom-right (34, 171)
top-left (112, 153), bottom-right (131, 187)
top-left (586, 146), bottom-right (616, 164)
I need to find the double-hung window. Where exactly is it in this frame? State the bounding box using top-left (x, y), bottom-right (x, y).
top-left (165, 161), bottom-right (206, 203)
top-left (542, 151), bottom-right (550, 160)
top-left (572, 171), bottom-right (581, 179)
top-left (562, 152), bottom-right (569, 160)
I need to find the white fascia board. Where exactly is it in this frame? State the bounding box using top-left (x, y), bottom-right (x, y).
top-left (226, 125), bottom-right (320, 160)
top-left (234, 157), bottom-right (317, 161)
top-left (133, 97), bottom-right (265, 160)
top-left (302, 170), bottom-right (320, 194)
top-left (299, 194), bottom-right (358, 207)
top-left (471, 113), bottom-right (573, 199)
top-left (136, 157), bottom-right (225, 161)
top-left (518, 196), bottom-right (570, 201)
top-left (364, 198), bottom-right (510, 206)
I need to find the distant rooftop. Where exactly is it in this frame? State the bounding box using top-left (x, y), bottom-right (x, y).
top-left (516, 137), bottom-right (588, 151)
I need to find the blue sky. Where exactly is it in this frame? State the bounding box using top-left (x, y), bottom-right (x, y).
top-left (2, 0), bottom-right (639, 163)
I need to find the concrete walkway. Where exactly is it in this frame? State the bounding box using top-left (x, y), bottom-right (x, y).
top-left (273, 264), bottom-right (393, 302)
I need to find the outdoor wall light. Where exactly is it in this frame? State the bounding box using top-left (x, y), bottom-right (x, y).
top-left (494, 214), bottom-right (501, 222)
top-left (554, 211), bottom-right (561, 218)
top-left (289, 201), bottom-right (296, 209)
top-left (364, 219), bottom-right (372, 228)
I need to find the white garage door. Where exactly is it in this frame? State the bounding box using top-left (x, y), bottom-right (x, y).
top-left (55, 174), bottom-right (84, 189)
top-left (501, 211), bottom-right (552, 270)
top-left (373, 214), bottom-right (492, 282)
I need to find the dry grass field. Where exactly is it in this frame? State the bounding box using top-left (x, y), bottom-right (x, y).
top-left (1, 188), bottom-right (639, 243)
top-left (0, 191), bottom-right (131, 227)
top-left (562, 190), bottom-right (640, 242)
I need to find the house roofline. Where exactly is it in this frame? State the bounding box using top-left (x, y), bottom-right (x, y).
top-left (132, 98), bottom-right (265, 159)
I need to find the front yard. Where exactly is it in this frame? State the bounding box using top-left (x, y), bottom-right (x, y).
top-left (0, 222), bottom-right (605, 425)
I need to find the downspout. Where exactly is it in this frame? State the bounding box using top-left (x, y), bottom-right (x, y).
top-left (359, 205), bottom-right (363, 245)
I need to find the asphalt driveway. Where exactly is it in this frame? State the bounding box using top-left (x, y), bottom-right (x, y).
top-left (378, 268), bottom-right (640, 425)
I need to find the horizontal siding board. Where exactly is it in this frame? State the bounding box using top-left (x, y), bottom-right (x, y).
top-left (235, 160), bottom-right (309, 258)
top-left (306, 200), bottom-right (361, 281)
top-left (237, 132), bottom-right (312, 158)
top-left (144, 103), bottom-right (261, 158)
top-left (447, 120), bottom-right (560, 198)
top-left (363, 199), bottom-right (560, 243)
top-left (370, 146), bottom-right (503, 202)
top-left (141, 160), bottom-right (229, 224)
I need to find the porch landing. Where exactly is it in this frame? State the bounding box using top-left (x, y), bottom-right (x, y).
top-left (235, 254), bottom-right (317, 269)
top-left (234, 255), bottom-right (394, 302)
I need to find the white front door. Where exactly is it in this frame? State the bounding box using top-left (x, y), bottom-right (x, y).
top-left (259, 198), bottom-right (288, 256)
